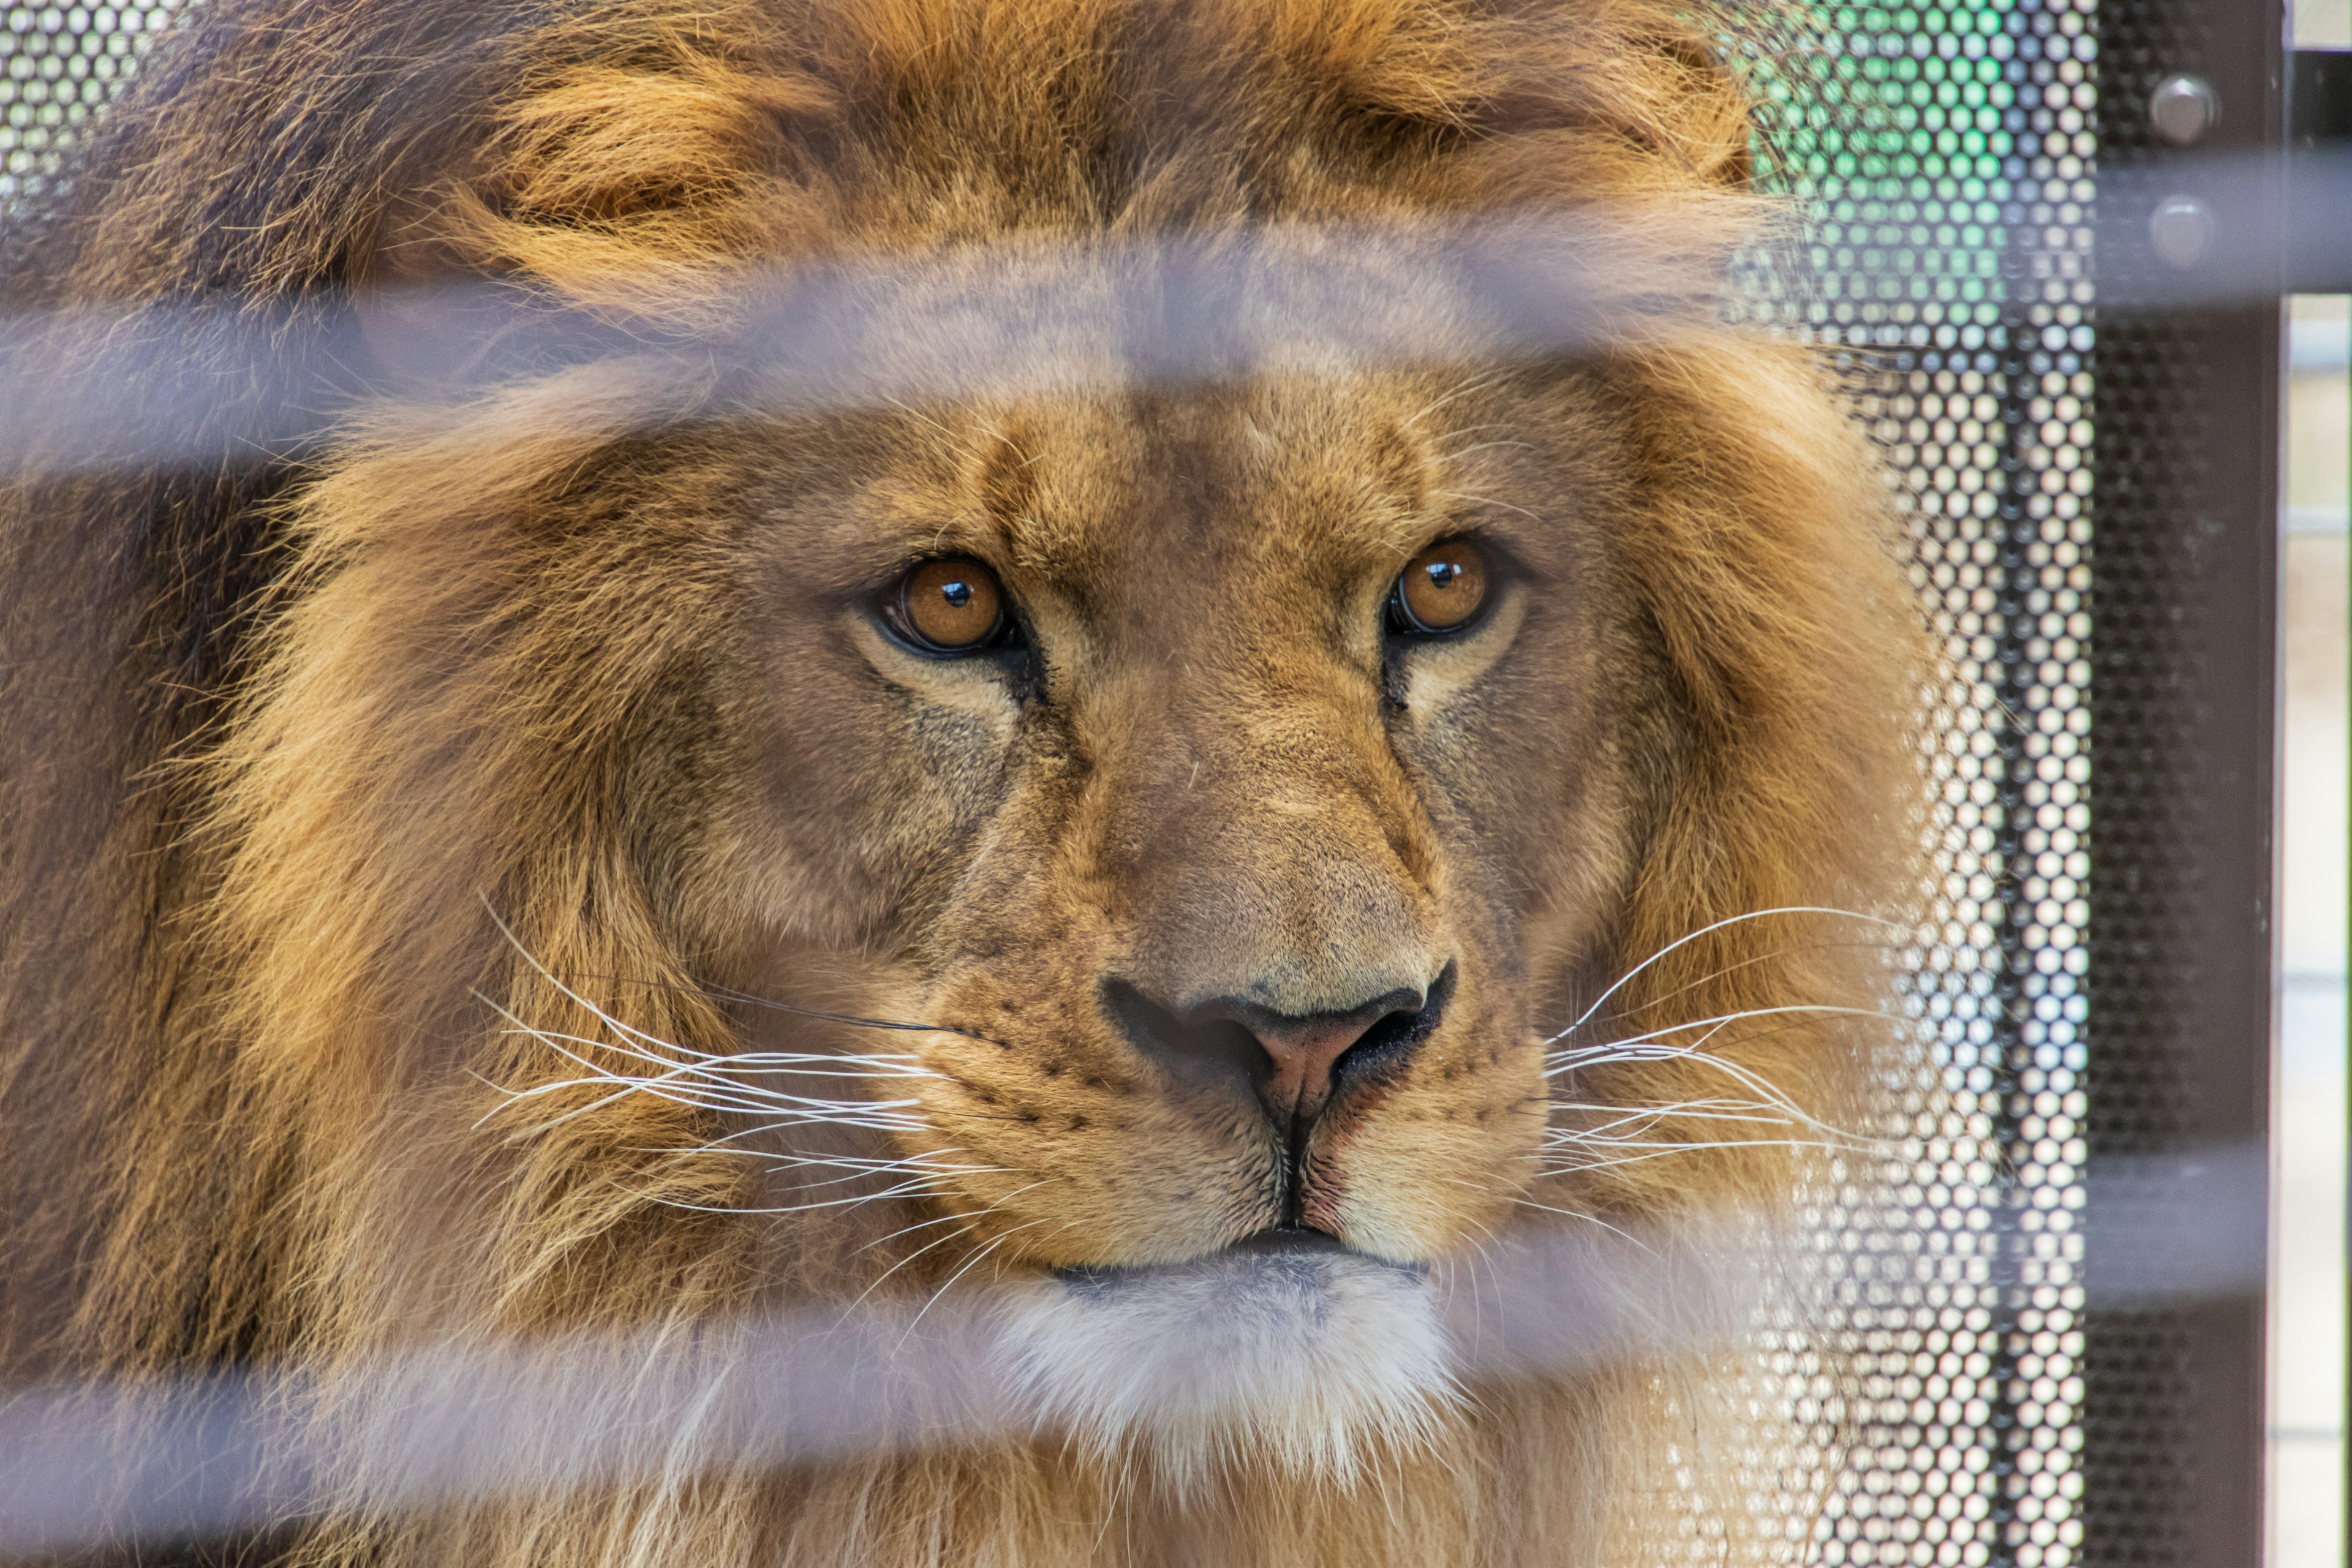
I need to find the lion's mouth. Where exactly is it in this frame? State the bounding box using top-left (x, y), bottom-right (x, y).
top-left (1048, 1225), bottom-right (1425, 1288)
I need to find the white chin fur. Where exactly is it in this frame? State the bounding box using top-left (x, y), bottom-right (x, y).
top-left (995, 1246), bottom-right (1460, 1494)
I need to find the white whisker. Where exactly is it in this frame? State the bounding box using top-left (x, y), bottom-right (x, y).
top-left (492, 1022), bottom-right (925, 1107)
top-left (1538, 1136), bottom-right (1858, 1177)
top-left (1396, 369), bottom-right (1515, 432)
top-left (1472, 1186), bottom-right (1654, 1253)
top-left (1428, 488), bottom-right (1545, 525)
top-left (853, 1184), bottom-right (1055, 1256)
top-left (899, 1221), bottom-right (1043, 1344)
top-left (1544, 1001), bottom-right (1901, 1071)
top-left (1545, 906), bottom-right (1906, 1047)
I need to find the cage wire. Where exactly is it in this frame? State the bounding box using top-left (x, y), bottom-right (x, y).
top-left (0, 5), bottom-right (176, 210)
top-left (0, 3), bottom-right (2216, 1567)
top-left (1724, 2), bottom-right (2098, 1566)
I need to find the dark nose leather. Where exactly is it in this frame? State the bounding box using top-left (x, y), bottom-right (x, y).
top-left (1104, 963), bottom-right (1455, 1126)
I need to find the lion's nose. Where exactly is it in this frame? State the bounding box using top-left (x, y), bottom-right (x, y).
top-left (1103, 962), bottom-right (1455, 1126)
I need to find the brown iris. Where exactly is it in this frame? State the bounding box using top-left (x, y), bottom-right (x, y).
top-left (1389, 538), bottom-right (1490, 635)
top-left (895, 557), bottom-right (1006, 652)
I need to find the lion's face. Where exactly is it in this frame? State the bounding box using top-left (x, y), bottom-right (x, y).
top-left (661, 363), bottom-right (1665, 1469)
top-left (693, 362), bottom-right (1653, 1288)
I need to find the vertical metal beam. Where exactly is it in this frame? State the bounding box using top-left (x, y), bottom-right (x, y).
top-left (2288, 48), bottom-right (2352, 292)
top-left (2086, 0), bottom-right (2283, 1562)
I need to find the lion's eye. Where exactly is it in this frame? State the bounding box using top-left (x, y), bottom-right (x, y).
top-left (892, 557), bottom-right (1007, 653)
top-left (1387, 539), bottom-right (1490, 636)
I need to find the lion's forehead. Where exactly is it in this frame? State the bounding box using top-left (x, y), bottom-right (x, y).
top-left (847, 377), bottom-right (1523, 608)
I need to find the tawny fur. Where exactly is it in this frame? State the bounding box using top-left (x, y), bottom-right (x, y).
top-left (0, 2), bottom-right (1924, 1564)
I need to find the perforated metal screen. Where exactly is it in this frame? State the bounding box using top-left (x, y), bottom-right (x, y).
top-left (1735, 1), bottom-right (2278, 1563)
top-left (0, 5), bottom-right (174, 208)
top-left (0, 1), bottom-right (2278, 1565)
top-left (1727, 4), bottom-right (2104, 1564)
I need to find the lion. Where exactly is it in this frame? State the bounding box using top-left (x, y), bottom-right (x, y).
top-left (0, 0), bottom-right (1925, 1563)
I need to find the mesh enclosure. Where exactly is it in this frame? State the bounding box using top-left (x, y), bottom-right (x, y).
top-left (0, 1), bottom-right (2277, 1566)
top-left (1728, 4), bottom-right (2103, 1566)
top-left (0, 5), bottom-right (175, 209)
top-left (1733, 1), bottom-right (2275, 1562)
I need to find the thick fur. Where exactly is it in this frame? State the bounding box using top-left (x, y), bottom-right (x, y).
top-left (0, 2), bottom-right (1922, 1564)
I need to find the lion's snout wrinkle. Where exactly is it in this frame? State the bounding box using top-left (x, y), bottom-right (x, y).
top-left (1102, 966), bottom-right (1448, 1126)
top-left (1104, 761), bottom-right (1445, 1023)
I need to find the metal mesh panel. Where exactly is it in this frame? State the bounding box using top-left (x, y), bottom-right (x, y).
top-left (1729, 4), bottom-right (2100, 1564)
top-left (0, 4), bottom-right (176, 208)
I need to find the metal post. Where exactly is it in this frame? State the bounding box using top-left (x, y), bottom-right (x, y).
top-left (2084, 0), bottom-right (2283, 1562)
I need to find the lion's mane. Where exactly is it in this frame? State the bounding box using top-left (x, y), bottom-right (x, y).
top-left (1, 2), bottom-right (1922, 1564)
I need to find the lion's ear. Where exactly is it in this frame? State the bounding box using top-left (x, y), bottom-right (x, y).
top-left (1458, 7), bottom-right (1760, 201)
top-left (360, 46), bottom-right (837, 339)
top-left (1199, 0), bottom-right (1758, 198)
top-left (1249, 0), bottom-right (1483, 127)
top-left (1635, 33), bottom-right (1756, 191)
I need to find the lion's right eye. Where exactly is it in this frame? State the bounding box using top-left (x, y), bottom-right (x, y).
top-left (1387, 538), bottom-right (1491, 638)
top-left (888, 557), bottom-right (1009, 654)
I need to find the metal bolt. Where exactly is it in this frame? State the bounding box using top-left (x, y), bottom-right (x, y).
top-left (2148, 74), bottom-right (2220, 145)
top-left (2148, 195), bottom-right (2216, 268)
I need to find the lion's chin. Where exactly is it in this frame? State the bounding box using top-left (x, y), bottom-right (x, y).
top-left (995, 1231), bottom-right (1460, 1494)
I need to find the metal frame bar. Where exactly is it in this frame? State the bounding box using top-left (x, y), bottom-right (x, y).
top-left (2086, 0), bottom-right (2283, 1562)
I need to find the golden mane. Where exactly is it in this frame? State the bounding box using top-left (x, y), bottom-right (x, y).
top-left (1, 2), bottom-right (1924, 1563)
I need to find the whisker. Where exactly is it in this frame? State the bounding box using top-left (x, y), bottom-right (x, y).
top-left (630, 1144), bottom-right (980, 1183)
top-left (477, 912), bottom-right (985, 1137)
top-left (1594, 937), bottom-right (1908, 1025)
top-left (899, 1222), bottom-right (1044, 1344)
top-left (1545, 907), bottom-right (1907, 1047)
top-left (477, 1011), bottom-right (761, 1110)
top-left (1537, 1136), bottom-right (1863, 1177)
top-left (1460, 1184), bottom-right (1654, 1253)
top-left (502, 1066), bottom-right (927, 1128)
top-left (556, 965), bottom-right (997, 1046)
top-left (503, 1058), bottom-right (928, 1120)
top-left (1545, 1103), bottom-right (1812, 1139)
top-left (1543, 1013), bottom-right (1911, 1156)
top-left (770, 1149), bottom-right (990, 1168)
top-left (491, 1019), bottom-right (925, 1098)
top-left (481, 908), bottom-right (718, 1060)
top-left (846, 1175), bottom-right (1060, 1312)
top-left (848, 1218), bottom-right (1015, 1315)
top-left (852, 1182), bottom-right (1057, 1256)
top-left (1428, 488), bottom-right (1545, 525)
top-left (656, 1123), bottom-right (979, 1167)
top-left (493, 1071), bottom-right (929, 1138)
top-left (475, 1016), bottom-right (734, 1134)
top-left (1543, 1001), bottom-right (1904, 1071)
top-left (641, 1171), bottom-right (976, 1218)
top-left (479, 1006), bottom-right (937, 1136)
top-left (1396, 368), bottom-right (1515, 432)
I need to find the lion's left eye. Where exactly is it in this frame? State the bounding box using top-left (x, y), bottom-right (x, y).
top-left (1386, 538), bottom-right (1491, 637)
top-left (887, 557), bottom-right (1009, 654)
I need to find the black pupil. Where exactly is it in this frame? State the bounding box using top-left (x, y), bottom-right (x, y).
top-left (1423, 561), bottom-right (1462, 590)
top-left (940, 580), bottom-right (973, 609)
